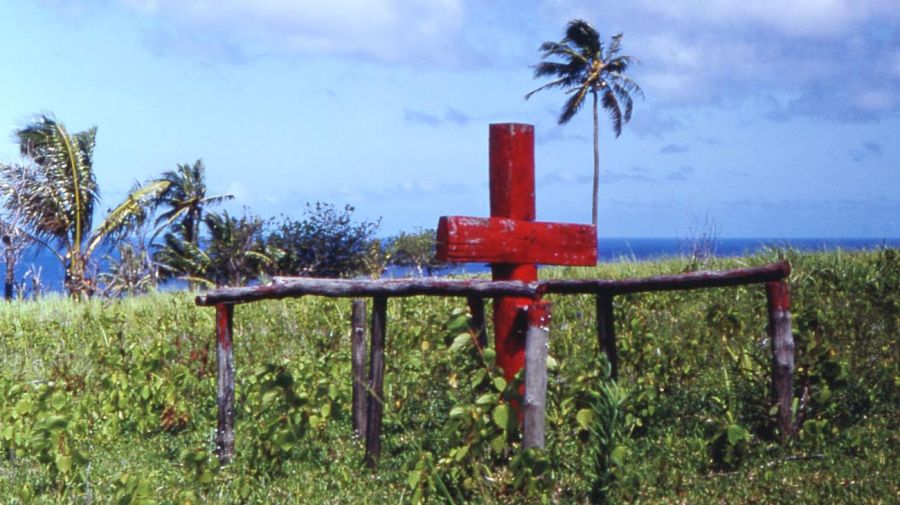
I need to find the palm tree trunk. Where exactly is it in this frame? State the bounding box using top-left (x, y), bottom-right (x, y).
top-left (592, 91), bottom-right (600, 227)
top-left (4, 250), bottom-right (14, 300)
top-left (65, 251), bottom-right (88, 299)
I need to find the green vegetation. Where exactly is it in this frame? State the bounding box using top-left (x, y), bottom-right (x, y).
top-left (265, 202), bottom-right (381, 279)
top-left (388, 228), bottom-right (447, 277)
top-left (0, 249), bottom-right (896, 503)
top-left (0, 114), bottom-right (444, 295)
top-left (0, 115), bottom-right (169, 297)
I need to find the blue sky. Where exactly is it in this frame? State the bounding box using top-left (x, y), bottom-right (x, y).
top-left (1, 0), bottom-right (897, 238)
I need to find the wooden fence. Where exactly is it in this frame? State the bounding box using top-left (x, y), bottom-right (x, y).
top-left (196, 261), bottom-right (794, 465)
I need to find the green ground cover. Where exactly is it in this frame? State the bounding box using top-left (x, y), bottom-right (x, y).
top-left (0, 249), bottom-right (897, 504)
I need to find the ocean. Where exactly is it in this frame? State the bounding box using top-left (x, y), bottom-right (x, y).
top-left (6, 237), bottom-right (898, 292)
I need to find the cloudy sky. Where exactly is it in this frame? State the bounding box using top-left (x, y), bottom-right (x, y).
top-left (1, 0), bottom-right (897, 238)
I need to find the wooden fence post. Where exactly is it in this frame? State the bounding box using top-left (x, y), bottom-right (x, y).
top-left (467, 296), bottom-right (488, 349)
top-left (365, 296), bottom-right (387, 468)
top-left (596, 294), bottom-right (616, 379)
top-left (766, 280), bottom-right (795, 440)
top-left (351, 299), bottom-right (368, 439)
top-left (215, 303), bottom-right (235, 464)
top-left (523, 301), bottom-right (551, 449)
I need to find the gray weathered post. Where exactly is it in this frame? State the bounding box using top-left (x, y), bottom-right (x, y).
top-left (365, 296), bottom-right (387, 467)
top-left (351, 299), bottom-right (368, 439)
top-left (596, 294), bottom-right (616, 378)
top-left (523, 301), bottom-right (551, 449)
top-left (467, 296), bottom-right (488, 349)
top-left (766, 280), bottom-right (795, 440)
top-left (215, 303), bottom-right (235, 463)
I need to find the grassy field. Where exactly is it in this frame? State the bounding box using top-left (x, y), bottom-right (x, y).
top-left (0, 248), bottom-right (897, 503)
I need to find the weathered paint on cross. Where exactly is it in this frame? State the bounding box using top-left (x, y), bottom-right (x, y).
top-left (436, 123), bottom-right (597, 381)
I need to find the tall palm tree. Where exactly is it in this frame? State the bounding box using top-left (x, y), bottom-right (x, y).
top-left (0, 114), bottom-right (167, 297)
top-left (153, 160), bottom-right (233, 248)
top-left (526, 19), bottom-right (643, 227)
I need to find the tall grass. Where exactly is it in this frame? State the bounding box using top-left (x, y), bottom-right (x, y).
top-left (0, 249), bottom-right (896, 503)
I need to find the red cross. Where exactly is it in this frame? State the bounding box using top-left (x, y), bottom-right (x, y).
top-left (436, 123), bottom-right (597, 382)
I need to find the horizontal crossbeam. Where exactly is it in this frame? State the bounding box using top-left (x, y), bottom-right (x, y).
top-left (436, 216), bottom-right (597, 266)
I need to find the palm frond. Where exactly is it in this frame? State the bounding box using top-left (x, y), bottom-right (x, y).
top-left (200, 193), bottom-right (235, 206)
top-left (613, 74), bottom-right (644, 99)
top-left (0, 160), bottom-right (72, 248)
top-left (245, 250), bottom-right (274, 265)
top-left (15, 115), bottom-right (98, 248)
top-left (152, 159), bottom-right (230, 247)
top-left (154, 231), bottom-right (210, 279)
top-left (605, 55), bottom-right (639, 76)
top-left (612, 83), bottom-right (636, 123)
top-left (86, 179), bottom-right (170, 255)
top-left (559, 85), bottom-right (591, 125)
top-left (534, 61), bottom-right (574, 79)
top-left (601, 89), bottom-right (624, 137)
top-left (604, 33), bottom-right (624, 62)
top-left (538, 41), bottom-right (588, 64)
top-left (564, 19), bottom-right (601, 56)
top-left (525, 76), bottom-right (570, 100)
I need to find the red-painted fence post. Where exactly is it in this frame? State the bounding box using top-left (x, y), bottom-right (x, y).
top-left (215, 303), bottom-right (235, 463)
top-left (766, 280), bottom-right (795, 440)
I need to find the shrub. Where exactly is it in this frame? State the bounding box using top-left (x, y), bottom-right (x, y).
top-left (266, 203), bottom-right (379, 278)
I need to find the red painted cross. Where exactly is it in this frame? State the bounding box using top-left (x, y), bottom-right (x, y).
top-left (436, 123), bottom-right (598, 382)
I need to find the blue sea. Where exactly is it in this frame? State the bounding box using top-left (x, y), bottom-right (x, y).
top-left (7, 237), bottom-right (898, 292)
top-left (418, 237), bottom-right (900, 277)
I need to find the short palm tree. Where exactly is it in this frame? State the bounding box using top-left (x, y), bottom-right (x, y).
top-left (526, 19), bottom-right (642, 227)
top-left (153, 160), bottom-right (233, 248)
top-left (0, 114), bottom-right (167, 297)
top-left (150, 160), bottom-right (232, 289)
top-left (0, 171), bottom-right (31, 300)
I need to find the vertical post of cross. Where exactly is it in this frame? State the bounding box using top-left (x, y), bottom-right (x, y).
top-left (436, 122), bottom-right (597, 389)
top-left (489, 123), bottom-right (538, 382)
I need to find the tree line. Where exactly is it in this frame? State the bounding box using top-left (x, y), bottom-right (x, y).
top-left (0, 115), bottom-right (445, 299)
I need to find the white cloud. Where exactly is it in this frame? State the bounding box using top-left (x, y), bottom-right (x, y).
top-left (640, 0), bottom-right (890, 38)
top-left (538, 0), bottom-right (900, 118)
top-left (119, 0), bottom-right (464, 64)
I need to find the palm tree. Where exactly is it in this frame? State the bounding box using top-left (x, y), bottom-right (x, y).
top-left (150, 160), bottom-right (232, 289)
top-left (153, 160), bottom-right (233, 248)
top-left (0, 167), bottom-right (31, 300)
top-left (1, 218), bottom-right (26, 300)
top-left (526, 19), bottom-right (643, 227)
top-left (154, 211), bottom-right (271, 288)
top-left (0, 114), bottom-right (167, 297)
